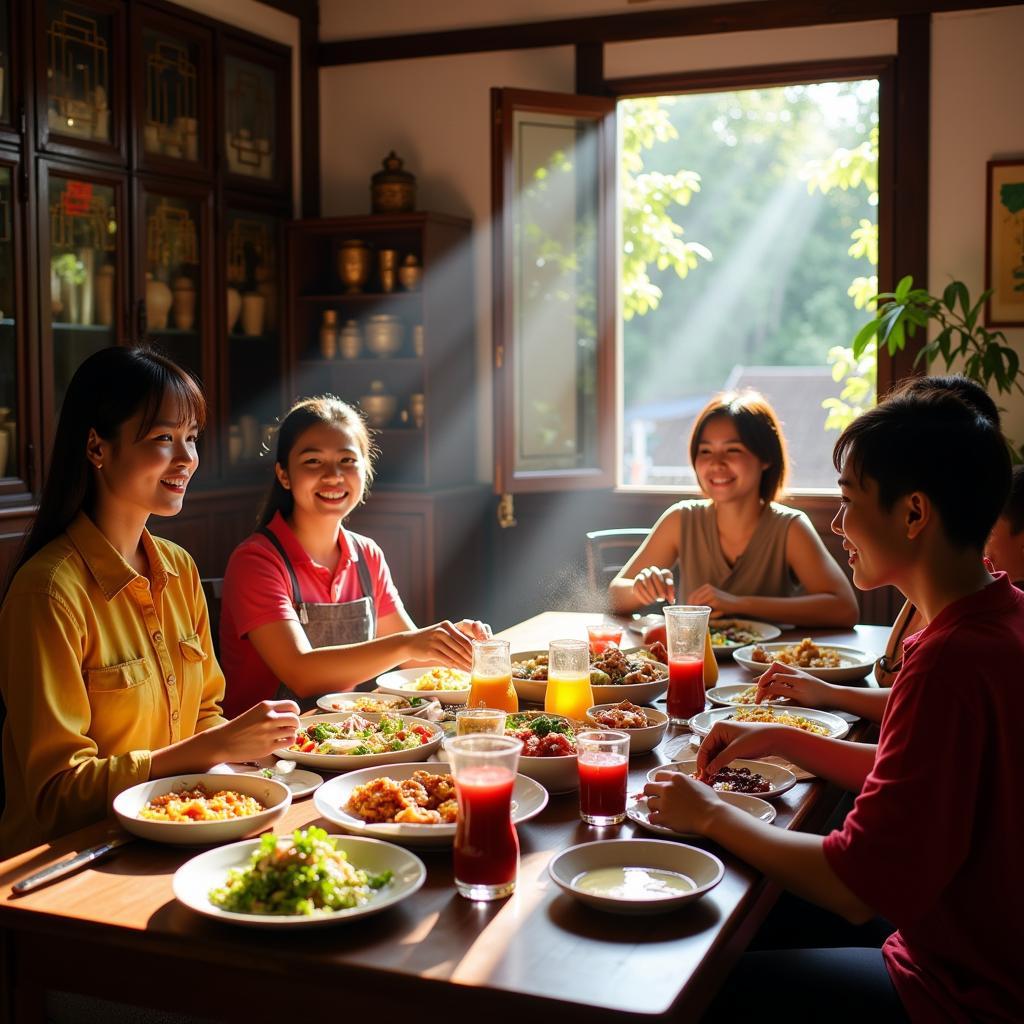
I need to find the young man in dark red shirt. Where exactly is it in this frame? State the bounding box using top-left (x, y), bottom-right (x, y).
top-left (646, 376), bottom-right (1023, 1021)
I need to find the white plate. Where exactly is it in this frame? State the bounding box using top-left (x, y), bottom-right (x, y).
top-left (629, 792), bottom-right (776, 836)
top-left (313, 762), bottom-right (549, 849)
top-left (209, 763), bottom-right (324, 799)
top-left (511, 649), bottom-right (669, 706)
top-left (688, 705), bottom-right (850, 740)
top-left (705, 683), bottom-right (787, 708)
top-left (173, 833), bottom-right (426, 928)
top-left (315, 692), bottom-right (413, 714)
top-left (375, 667), bottom-right (471, 705)
top-left (275, 712), bottom-right (444, 772)
top-left (709, 619), bottom-right (782, 655)
top-left (732, 642), bottom-right (874, 683)
top-left (549, 839), bottom-right (724, 915)
top-left (646, 758), bottom-right (796, 799)
top-left (113, 773), bottom-right (290, 845)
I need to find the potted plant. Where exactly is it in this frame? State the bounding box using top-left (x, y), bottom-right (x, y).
top-left (849, 275), bottom-right (1023, 460)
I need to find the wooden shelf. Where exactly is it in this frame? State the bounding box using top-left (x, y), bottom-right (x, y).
top-left (298, 292), bottom-right (421, 304)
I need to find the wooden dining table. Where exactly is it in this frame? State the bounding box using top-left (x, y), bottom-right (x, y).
top-left (0, 613), bottom-right (888, 1024)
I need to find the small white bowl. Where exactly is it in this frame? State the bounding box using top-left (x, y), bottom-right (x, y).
top-left (114, 773), bottom-right (290, 845)
top-left (315, 691), bottom-right (413, 714)
top-left (548, 839), bottom-right (724, 915)
top-left (585, 704), bottom-right (668, 756)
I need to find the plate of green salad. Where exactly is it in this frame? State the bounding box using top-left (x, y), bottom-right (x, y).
top-left (275, 712), bottom-right (444, 772)
top-left (172, 827), bottom-right (426, 928)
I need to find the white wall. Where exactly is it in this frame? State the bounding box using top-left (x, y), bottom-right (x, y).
top-left (318, 5), bottom-right (1024, 481)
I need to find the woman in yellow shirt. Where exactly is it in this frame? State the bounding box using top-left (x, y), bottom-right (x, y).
top-left (0, 347), bottom-right (300, 858)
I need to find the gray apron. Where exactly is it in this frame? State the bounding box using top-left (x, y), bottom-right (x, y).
top-left (257, 526), bottom-right (377, 711)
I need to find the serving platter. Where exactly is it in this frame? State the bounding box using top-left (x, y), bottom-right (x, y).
top-left (375, 667), bottom-right (471, 705)
top-left (313, 762), bottom-right (549, 849)
top-left (732, 642), bottom-right (874, 683)
top-left (173, 834), bottom-right (426, 928)
top-left (688, 705), bottom-right (850, 740)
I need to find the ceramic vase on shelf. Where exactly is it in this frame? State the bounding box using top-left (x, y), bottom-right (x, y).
top-left (172, 276), bottom-right (196, 330)
top-left (365, 314), bottom-right (403, 358)
top-left (340, 319), bottom-right (362, 360)
top-left (412, 324), bottom-right (425, 357)
top-left (241, 292), bottom-right (265, 337)
top-left (379, 249), bottom-right (398, 293)
top-left (319, 310), bottom-right (339, 359)
top-left (146, 273), bottom-right (172, 330)
top-left (409, 392), bottom-right (426, 430)
top-left (398, 254), bottom-right (422, 291)
top-left (95, 265), bottom-right (115, 327)
top-left (77, 250), bottom-right (94, 325)
top-left (226, 287), bottom-right (242, 333)
top-left (359, 380), bottom-right (397, 428)
top-left (337, 240), bottom-right (371, 294)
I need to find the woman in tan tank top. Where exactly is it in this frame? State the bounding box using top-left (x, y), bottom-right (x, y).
top-left (608, 390), bottom-right (859, 627)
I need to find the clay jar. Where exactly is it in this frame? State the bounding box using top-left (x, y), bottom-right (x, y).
top-left (319, 310), bottom-right (339, 359)
top-left (145, 273), bottom-right (172, 330)
top-left (340, 319), bottom-right (362, 360)
top-left (337, 240), bottom-right (371, 294)
top-left (172, 276), bottom-right (196, 330)
top-left (241, 292), bottom-right (265, 336)
top-left (364, 314), bottom-right (403, 358)
top-left (226, 287), bottom-right (242, 333)
top-left (359, 380), bottom-right (397, 428)
top-left (398, 254), bottom-right (422, 291)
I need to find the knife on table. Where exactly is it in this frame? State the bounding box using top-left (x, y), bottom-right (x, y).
top-left (12, 834), bottom-right (135, 895)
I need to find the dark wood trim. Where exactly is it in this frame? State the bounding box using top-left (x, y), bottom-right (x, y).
top-left (575, 43), bottom-right (604, 96)
top-left (318, 0), bottom-right (1021, 65)
top-left (299, 0), bottom-right (320, 217)
top-left (605, 56), bottom-right (896, 98)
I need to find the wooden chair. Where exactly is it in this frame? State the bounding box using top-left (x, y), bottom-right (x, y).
top-left (200, 577), bottom-right (225, 660)
top-left (584, 528), bottom-right (650, 592)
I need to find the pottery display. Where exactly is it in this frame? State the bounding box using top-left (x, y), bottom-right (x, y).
top-left (95, 265), bottom-right (115, 327)
top-left (241, 292), bottom-right (265, 336)
top-left (409, 392), bottom-right (425, 430)
top-left (226, 287), bottom-right (242, 332)
top-left (364, 314), bottom-right (403, 358)
top-left (340, 319), bottom-right (362, 360)
top-left (146, 274), bottom-right (172, 330)
top-left (337, 240), bottom-right (371, 294)
top-left (371, 151), bottom-right (416, 214)
top-left (319, 309), bottom-right (338, 359)
top-left (398, 254), bottom-right (422, 291)
top-left (359, 380), bottom-right (397, 428)
top-left (379, 249), bottom-right (397, 293)
top-left (172, 276), bottom-right (196, 331)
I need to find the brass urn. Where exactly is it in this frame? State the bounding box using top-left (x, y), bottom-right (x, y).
top-left (337, 239), bottom-right (371, 294)
top-left (371, 151), bottom-right (416, 214)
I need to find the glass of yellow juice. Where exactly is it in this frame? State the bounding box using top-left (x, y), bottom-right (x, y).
top-left (456, 707), bottom-right (508, 736)
top-left (544, 639), bottom-right (593, 721)
top-left (469, 639), bottom-right (518, 713)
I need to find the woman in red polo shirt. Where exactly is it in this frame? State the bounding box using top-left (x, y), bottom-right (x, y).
top-left (219, 395), bottom-right (488, 716)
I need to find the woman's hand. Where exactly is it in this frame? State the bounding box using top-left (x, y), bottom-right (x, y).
top-left (403, 620), bottom-right (475, 670)
top-left (695, 720), bottom-right (791, 779)
top-left (755, 662), bottom-right (833, 709)
top-left (643, 770), bottom-right (721, 835)
top-left (686, 583), bottom-right (738, 617)
top-left (632, 566), bottom-right (676, 605)
top-left (216, 700), bottom-right (302, 761)
top-left (455, 619), bottom-right (493, 642)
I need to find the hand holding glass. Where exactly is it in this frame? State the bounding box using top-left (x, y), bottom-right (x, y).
top-left (664, 605), bottom-right (711, 723)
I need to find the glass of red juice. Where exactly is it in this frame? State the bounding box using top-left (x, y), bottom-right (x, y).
top-left (577, 729), bottom-right (630, 825)
top-left (447, 734), bottom-right (522, 901)
top-left (664, 605), bottom-right (711, 724)
top-left (587, 623), bottom-right (624, 656)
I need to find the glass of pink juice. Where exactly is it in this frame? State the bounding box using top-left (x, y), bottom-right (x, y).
top-left (447, 734), bottom-right (521, 901)
top-left (664, 605), bottom-right (711, 724)
top-left (576, 729), bottom-right (630, 825)
top-left (587, 623), bottom-right (624, 656)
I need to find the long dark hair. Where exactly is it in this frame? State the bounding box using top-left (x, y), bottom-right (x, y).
top-left (257, 395), bottom-right (378, 528)
top-left (5, 347), bottom-right (206, 595)
top-left (689, 389), bottom-right (789, 503)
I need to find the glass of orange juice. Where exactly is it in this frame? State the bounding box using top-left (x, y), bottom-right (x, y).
top-left (544, 639), bottom-right (594, 721)
top-left (468, 639), bottom-right (518, 713)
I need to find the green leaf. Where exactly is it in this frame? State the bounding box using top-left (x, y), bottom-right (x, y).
top-left (852, 318), bottom-right (881, 359)
top-left (943, 282), bottom-right (958, 311)
top-left (894, 275), bottom-right (914, 302)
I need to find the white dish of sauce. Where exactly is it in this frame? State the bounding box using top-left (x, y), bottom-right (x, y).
top-left (571, 866), bottom-right (697, 901)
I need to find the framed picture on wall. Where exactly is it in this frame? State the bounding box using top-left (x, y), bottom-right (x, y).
top-left (985, 158), bottom-right (1024, 327)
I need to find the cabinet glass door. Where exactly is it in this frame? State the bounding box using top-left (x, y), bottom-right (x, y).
top-left (223, 53), bottom-right (277, 185)
top-left (0, 164), bottom-right (17, 480)
top-left (45, 168), bottom-right (120, 420)
top-left (224, 207), bottom-right (282, 472)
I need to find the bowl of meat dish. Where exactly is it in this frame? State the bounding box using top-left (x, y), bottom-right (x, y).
top-left (511, 646), bottom-right (669, 706)
top-left (276, 711), bottom-right (444, 771)
top-left (585, 701), bottom-right (668, 756)
top-left (548, 839), bottom-right (725, 915)
top-left (113, 773), bottom-right (291, 845)
top-left (313, 762), bottom-right (549, 849)
top-left (732, 638), bottom-right (874, 683)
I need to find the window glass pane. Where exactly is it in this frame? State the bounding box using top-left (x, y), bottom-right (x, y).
top-left (143, 28), bottom-right (200, 162)
top-left (512, 109), bottom-right (599, 475)
top-left (620, 80), bottom-right (879, 489)
top-left (0, 166), bottom-right (15, 476)
top-left (224, 55), bottom-right (275, 181)
top-left (48, 174), bottom-right (117, 413)
top-left (45, 0), bottom-right (113, 143)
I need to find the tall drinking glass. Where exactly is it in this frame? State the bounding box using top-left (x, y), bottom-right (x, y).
top-left (468, 639), bottom-right (518, 713)
top-left (543, 639), bottom-right (593, 721)
top-left (587, 623), bottom-right (624, 656)
top-left (577, 729), bottom-right (630, 825)
top-left (664, 605), bottom-right (711, 724)
top-left (456, 708), bottom-right (507, 736)
top-left (447, 734), bottom-right (521, 901)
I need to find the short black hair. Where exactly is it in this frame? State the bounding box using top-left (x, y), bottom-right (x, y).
top-left (1004, 465), bottom-right (1024, 535)
top-left (833, 375), bottom-right (1011, 550)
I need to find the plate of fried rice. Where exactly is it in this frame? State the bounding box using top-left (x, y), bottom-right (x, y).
top-left (688, 705), bottom-right (850, 740)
